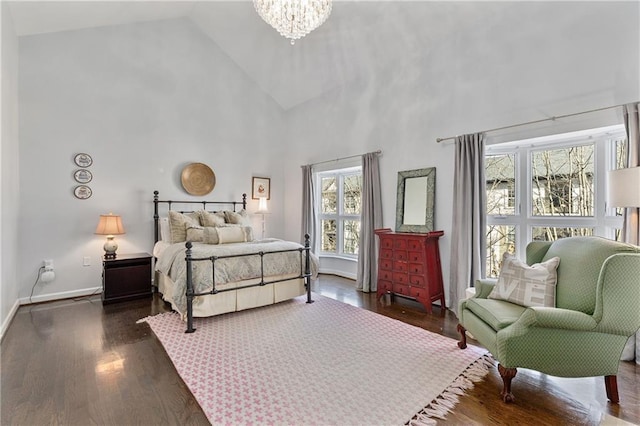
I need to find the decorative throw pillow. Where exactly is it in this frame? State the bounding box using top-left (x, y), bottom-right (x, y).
top-left (217, 226), bottom-right (247, 244)
top-left (224, 209), bottom-right (251, 226)
top-left (488, 253), bottom-right (560, 308)
top-left (186, 226), bottom-right (221, 244)
top-left (218, 224), bottom-right (254, 242)
top-left (168, 211), bottom-right (200, 243)
top-left (199, 210), bottom-right (226, 227)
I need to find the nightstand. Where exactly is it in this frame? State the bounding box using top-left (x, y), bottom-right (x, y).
top-left (102, 253), bottom-right (152, 305)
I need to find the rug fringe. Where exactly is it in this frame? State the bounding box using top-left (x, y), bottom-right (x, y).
top-left (407, 353), bottom-right (494, 425)
top-left (136, 312), bottom-right (178, 324)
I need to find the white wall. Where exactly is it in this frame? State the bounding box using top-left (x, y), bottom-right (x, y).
top-left (17, 18), bottom-right (286, 302)
top-left (7, 1), bottom-right (640, 320)
top-left (282, 2), bottom-right (640, 300)
top-left (1, 2), bottom-right (21, 337)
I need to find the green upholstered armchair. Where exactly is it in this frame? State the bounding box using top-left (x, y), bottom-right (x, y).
top-left (456, 236), bottom-right (640, 403)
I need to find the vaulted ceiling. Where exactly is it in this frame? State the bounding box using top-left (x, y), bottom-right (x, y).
top-left (4, 1), bottom-right (588, 110)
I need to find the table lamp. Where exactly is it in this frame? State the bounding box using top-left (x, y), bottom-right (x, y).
top-left (95, 213), bottom-right (125, 259)
top-left (257, 197), bottom-right (269, 239)
top-left (607, 166), bottom-right (640, 208)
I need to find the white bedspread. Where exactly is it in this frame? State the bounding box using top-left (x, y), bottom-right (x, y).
top-left (155, 238), bottom-right (318, 313)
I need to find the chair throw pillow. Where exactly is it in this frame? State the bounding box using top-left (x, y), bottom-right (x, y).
top-left (488, 253), bottom-right (560, 308)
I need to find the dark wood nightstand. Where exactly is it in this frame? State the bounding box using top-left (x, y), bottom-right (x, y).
top-left (102, 253), bottom-right (152, 305)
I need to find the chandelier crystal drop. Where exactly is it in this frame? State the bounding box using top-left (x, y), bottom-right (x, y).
top-left (253, 0), bottom-right (332, 45)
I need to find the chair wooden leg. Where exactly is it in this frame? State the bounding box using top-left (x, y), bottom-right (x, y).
top-left (605, 375), bottom-right (619, 403)
top-left (498, 364), bottom-right (517, 403)
top-left (456, 324), bottom-right (467, 349)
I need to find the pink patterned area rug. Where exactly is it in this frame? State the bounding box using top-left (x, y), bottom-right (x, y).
top-left (139, 295), bottom-right (491, 425)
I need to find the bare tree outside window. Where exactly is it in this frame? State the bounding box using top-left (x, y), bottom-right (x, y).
top-left (532, 227), bottom-right (594, 241)
top-left (531, 144), bottom-right (594, 217)
top-left (486, 225), bottom-right (515, 277)
top-left (318, 168), bottom-right (362, 256)
top-left (321, 177), bottom-right (337, 214)
top-left (485, 154), bottom-right (516, 277)
top-left (321, 219), bottom-right (336, 252)
top-left (484, 125), bottom-right (626, 279)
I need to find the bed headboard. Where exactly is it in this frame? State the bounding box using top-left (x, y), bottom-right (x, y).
top-left (153, 190), bottom-right (247, 244)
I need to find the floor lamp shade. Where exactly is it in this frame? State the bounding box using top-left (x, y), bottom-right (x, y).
top-left (607, 167), bottom-right (640, 208)
top-left (95, 214), bottom-right (125, 259)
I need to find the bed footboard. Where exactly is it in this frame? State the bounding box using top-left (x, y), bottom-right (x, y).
top-left (184, 234), bottom-right (314, 333)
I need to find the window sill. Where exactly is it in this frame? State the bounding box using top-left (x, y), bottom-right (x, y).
top-left (318, 254), bottom-right (358, 262)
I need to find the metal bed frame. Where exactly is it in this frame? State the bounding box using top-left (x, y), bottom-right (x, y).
top-left (153, 190), bottom-right (313, 333)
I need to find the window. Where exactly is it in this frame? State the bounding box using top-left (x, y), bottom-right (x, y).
top-left (317, 167), bottom-right (362, 257)
top-left (485, 125), bottom-right (626, 277)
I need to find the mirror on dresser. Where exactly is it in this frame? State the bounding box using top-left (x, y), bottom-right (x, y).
top-left (395, 167), bottom-right (436, 233)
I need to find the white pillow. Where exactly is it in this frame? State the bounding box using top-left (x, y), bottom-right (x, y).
top-left (217, 226), bottom-right (247, 244)
top-left (159, 217), bottom-right (170, 241)
top-left (488, 253), bottom-right (560, 307)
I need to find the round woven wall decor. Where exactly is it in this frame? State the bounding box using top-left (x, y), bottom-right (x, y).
top-left (181, 163), bottom-right (216, 196)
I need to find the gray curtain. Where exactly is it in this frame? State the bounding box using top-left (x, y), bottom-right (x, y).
top-left (301, 165), bottom-right (317, 252)
top-left (622, 102), bottom-right (640, 364)
top-left (449, 133), bottom-right (486, 315)
top-left (357, 152), bottom-right (383, 292)
top-left (622, 102), bottom-right (640, 245)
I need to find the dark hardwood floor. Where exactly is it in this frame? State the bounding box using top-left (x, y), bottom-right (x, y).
top-left (2, 274), bottom-right (638, 425)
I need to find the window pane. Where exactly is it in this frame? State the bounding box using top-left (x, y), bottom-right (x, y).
top-left (321, 219), bottom-right (336, 252)
top-left (614, 138), bottom-right (628, 217)
top-left (321, 177), bottom-right (337, 214)
top-left (486, 225), bottom-right (515, 278)
top-left (531, 145), bottom-right (594, 217)
top-left (486, 154), bottom-right (516, 215)
top-left (343, 220), bottom-right (360, 255)
top-left (531, 227), bottom-right (593, 241)
top-left (343, 175), bottom-right (362, 215)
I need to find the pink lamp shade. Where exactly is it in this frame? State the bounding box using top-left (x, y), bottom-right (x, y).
top-left (95, 214), bottom-right (125, 259)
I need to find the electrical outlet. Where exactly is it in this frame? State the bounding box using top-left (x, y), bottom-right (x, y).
top-left (44, 259), bottom-right (54, 271)
top-left (83, 256), bottom-right (91, 266)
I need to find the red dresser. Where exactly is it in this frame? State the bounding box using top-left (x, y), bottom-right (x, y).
top-left (375, 228), bottom-right (445, 313)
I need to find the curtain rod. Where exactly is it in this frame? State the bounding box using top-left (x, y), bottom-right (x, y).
top-left (303, 149), bottom-right (382, 168)
top-left (435, 102), bottom-right (634, 143)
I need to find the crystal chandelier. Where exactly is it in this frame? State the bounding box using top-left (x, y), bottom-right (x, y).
top-left (253, 0), bottom-right (332, 45)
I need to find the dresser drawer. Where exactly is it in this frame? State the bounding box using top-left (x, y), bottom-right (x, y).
top-left (393, 239), bottom-right (407, 250)
top-left (380, 238), bottom-right (394, 249)
top-left (408, 239), bottom-right (423, 250)
top-left (408, 251), bottom-right (423, 263)
top-left (380, 249), bottom-right (393, 260)
top-left (393, 250), bottom-right (408, 261)
top-left (393, 261), bottom-right (408, 272)
top-left (409, 286), bottom-right (427, 300)
top-left (409, 274), bottom-right (426, 287)
top-left (379, 258), bottom-right (393, 271)
top-left (393, 272), bottom-right (408, 285)
top-left (379, 269), bottom-right (393, 281)
top-left (408, 263), bottom-right (424, 274)
top-left (393, 284), bottom-right (410, 296)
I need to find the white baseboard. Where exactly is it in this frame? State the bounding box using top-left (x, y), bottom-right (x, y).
top-left (0, 298), bottom-right (21, 342)
top-left (318, 268), bottom-right (357, 281)
top-left (19, 287), bottom-right (102, 305)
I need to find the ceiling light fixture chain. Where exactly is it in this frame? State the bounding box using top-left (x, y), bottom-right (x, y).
top-left (253, 0), bottom-right (332, 45)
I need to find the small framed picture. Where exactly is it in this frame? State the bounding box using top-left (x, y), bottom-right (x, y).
top-left (74, 185), bottom-right (92, 199)
top-left (73, 169), bottom-right (93, 183)
top-left (74, 153), bottom-right (93, 168)
top-left (252, 177), bottom-right (270, 200)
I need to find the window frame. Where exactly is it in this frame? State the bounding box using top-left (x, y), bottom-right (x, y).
top-left (316, 166), bottom-right (362, 259)
top-left (485, 125), bottom-right (626, 277)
